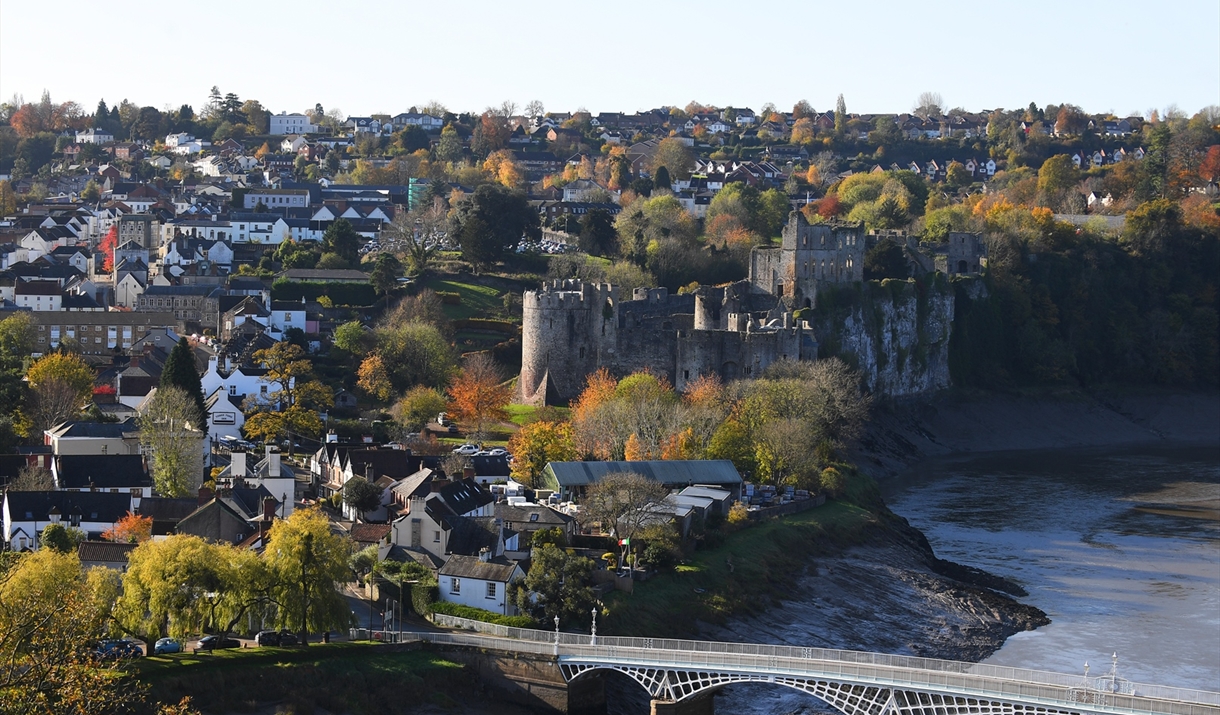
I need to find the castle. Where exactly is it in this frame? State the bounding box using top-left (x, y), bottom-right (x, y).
top-left (517, 212), bottom-right (986, 405)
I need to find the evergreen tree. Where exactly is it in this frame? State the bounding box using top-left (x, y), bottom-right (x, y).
top-left (653, 166), bottom-right (672, 192)
top-left (160, 338), bottom-right (205, 424)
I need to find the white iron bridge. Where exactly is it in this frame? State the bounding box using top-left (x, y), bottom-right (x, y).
top-left (414, 616), bottom-right (1220, 715)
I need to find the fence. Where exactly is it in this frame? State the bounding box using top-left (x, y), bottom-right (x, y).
top-left (426, 615), bottom-right (1220, 713)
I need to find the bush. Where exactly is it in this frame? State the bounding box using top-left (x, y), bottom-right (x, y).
top-left (271, 279), bottom-right (376, 307)
top-left (436, 291), bottom-right (462, 305)
top-left (408, 581), bottom-right (438, 617)
top-left (726, 501), bottom-right (750, 527)
top-left (429, 601), bottom-right (535, 628)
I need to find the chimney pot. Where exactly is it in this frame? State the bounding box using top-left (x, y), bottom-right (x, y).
top-left (198, 486), bottom-right (214, 506)
top-left (462, 466), bottom-right (476, 480)
top-left (262, 496), bottom-right (276, 521)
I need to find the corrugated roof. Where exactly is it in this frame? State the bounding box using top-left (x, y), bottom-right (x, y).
top-left (542, 460), bottom-right (742, 489)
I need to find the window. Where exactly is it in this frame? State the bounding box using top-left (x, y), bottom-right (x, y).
top-left (486, 582), bottom-right (497, 599)
top-left (229, 385), bottom-right (237, 396)
top-left (450, 578), bottom-right (461, 595)
top-left (433, 530), bottom-right (441, 543)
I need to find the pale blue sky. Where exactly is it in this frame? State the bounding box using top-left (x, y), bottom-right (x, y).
top-left (2, 0), bottom-right (1217, 119)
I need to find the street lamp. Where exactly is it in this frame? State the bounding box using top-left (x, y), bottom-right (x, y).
top-left (553, 615), bottom-right (560, 656)
top-left (590, 607), bottom-right (597, 646)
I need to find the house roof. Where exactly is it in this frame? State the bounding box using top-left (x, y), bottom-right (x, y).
top-left (542, 460), bottom-right (742, 489)
top-left (444, 515), bottom-right (506, 557)
top-left (4, 490), bottom-right (132, 523)
top-left (47, 421), bottom-right (138, 440)
top-left (438, 554), bottom-right (520, 582)
top-left (391, 467), bottom-right (436, 501)
top-left (350, 523), bottom-right (391, 544)
top-left (437, 478), bottom-right (494, 517)
top-left (136, 497), bottom-right (200, 524)
top-left (346, 449), bottom-right (415, 481)
top-left (77, 540), bottom-right (138, 564)
top-left (494, 502), bottom-right (574, 527)
top-left (176, 498), bottom-right (253, 543)
top-left (54, 454), bottom-right (152, 490)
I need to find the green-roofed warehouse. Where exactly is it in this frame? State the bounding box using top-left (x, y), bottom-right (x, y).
top-left (541, 460), bottom-right (742, 501)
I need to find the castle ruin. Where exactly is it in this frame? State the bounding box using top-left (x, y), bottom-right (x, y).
top-left (517, 212), bottom-right (986, 405)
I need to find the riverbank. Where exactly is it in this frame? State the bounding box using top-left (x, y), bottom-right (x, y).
top-left (853, 386), bottom-right (1220, 479)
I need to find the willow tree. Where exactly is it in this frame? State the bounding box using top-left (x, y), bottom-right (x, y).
top-left (265, 508), bottom-right (351, 645)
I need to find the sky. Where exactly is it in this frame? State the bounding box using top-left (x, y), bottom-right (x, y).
top-left (2, 0), bottom-right (1218, 120)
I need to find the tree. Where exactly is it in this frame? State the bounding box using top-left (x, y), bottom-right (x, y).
top-left (265, 508), bottom-right (352, 645)
top-left (357, 354), bottom-right (394, 402)
top-left (160, 337), bottom-right (205, 424)
top-left (40, 523), bottom-right (85, 553)
top-left (374, 321), bottom-right (456, 391)
top-left (863, 241), bottom-right (909, 281)
top-left (333, 321), bottom-right (373, 355)
top-left (244, 342), bottom-right (333, 454)
top-left (507, 420), bottom-right (578, 488)
top-left (139, 386), bottom-right (205, 498)
top-left (512, 544), bottom-right (595, 628)
top-left (834, 94), bottom-right (847, 135)
top-left (0, 180), bottom-right (17, 217)
top-left (914, 92), bottom-right (944, 120)
top-left (25, 353), bottom-right (93, 434)
top-left (1198, 144), bottom-right (1220, 184)
top-left (652, 165), bottom-right (672, 192)
top-left (385, 198), bottom-right (446, 276)
top-left (449, 183), bottom-right (540, 271)
top-left (343, 476), bottom-right (383, 520)
top-left (0, 549), bottom-right (141, 715)
top-left (391, 386), bottom-right (448, 432)
top-left (578, 208), bottom-right (617, 256)
top-left (101, 511), bottom-right (153, 544)
top-left (434, 124), bottom-right (464, 162)
top-left (8, 463), bottom-right (53, 491)
top-left (80, 180), bottom-right (100, 202)
top-left (322, 218), bottom-right (361, 266)
top-left (581, 472), bottom-right (670, 554)
top-left (1037, 154), bottom-right (1078, 200)
top-left (368, 253), bottom-right (402, 296)
top-left (446, 353), bottom-right (511, 438)
top-left (649, 138), bottom-right (695, 181)
top-left (945, 160), bottom-right (970, 189)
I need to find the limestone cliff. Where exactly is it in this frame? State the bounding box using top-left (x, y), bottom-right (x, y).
top-left (814, 276), bottom-right (963, 397)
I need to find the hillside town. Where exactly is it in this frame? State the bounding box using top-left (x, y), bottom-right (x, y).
top-left (0, 82), bottom-right (1216, 715)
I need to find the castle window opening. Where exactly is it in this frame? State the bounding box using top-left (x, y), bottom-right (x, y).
top-left (684, 370), bottom-right (690, 380)
top-left (579, 347), bottom-right (585, 359)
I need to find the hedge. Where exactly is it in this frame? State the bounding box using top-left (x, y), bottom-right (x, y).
top-left (408, 581), bottom-right (438, 617)
top-left (429, 601), bottom-right (536, 628)
top-left (271, 279), bottom-right (377, 306)
top-left (453, 318), bottom-right (519, 335)
top-left (436, 291), bottom-right (462, 305)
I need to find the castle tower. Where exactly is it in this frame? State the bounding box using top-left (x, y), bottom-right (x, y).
top-left (518, 280), bottom-right (617, 406)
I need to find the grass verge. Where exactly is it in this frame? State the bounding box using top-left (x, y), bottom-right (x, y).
top-left (419, 277), bottom-right (505, 321)
top-left (135, 643), bottom-right (467, 714)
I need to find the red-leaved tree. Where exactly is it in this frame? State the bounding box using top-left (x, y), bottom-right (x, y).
top-left (98, 226), bottom-right (117, 272)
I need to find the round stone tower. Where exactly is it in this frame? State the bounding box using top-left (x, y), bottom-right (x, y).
top-left (518, 280), bottom-right (617, 406)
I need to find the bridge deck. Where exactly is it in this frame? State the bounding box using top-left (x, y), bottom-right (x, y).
top-left (410, 617), bottom-right (1220, 715)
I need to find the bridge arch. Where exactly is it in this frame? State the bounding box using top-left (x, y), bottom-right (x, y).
top-left (561, 663), bottom-right (1090, 715)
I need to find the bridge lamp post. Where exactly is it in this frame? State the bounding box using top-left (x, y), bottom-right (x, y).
top-left (590, 607), bottom-right (597, 646)
top-left (553, 615), bottom-right (560, 656)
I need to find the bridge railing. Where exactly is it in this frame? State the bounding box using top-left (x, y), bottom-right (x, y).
top-left (429, 614), bottom-right (1220, 710)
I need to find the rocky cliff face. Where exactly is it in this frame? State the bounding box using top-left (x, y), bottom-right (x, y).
top-left (814, 277), bottom-right (959, 397)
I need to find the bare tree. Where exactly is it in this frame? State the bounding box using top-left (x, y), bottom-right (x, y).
top-left (138, 386), bottom-right (206, 498)
top-left (580, 472), bottom-right (670, 552)
top-left (524, 100), bottom-right (545, 118)
top-left (384, 198), bottom-right (448, 276)
top-left (30, 379), bottom-right (87, 434)
top-left (914, 92), bottom-right (945, 120)
top-left (8, 463), bottom-right (53, 491)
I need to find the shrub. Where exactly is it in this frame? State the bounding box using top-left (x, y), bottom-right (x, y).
top-left (408, 581), bottom-right (438, 617)
top-left (429, 601), bottom-right (535, 628)
top-left (436, 291), bottom-right (461, 305)
top-left (726, 501), bottom-right (750, 527)
top-left (820, 467), bottom-right (846, 498)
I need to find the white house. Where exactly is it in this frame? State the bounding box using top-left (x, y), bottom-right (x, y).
top-left (204, 388), bottom-right (245, 444)
top-left (391, 113), bottom-right (444, 131)
top-left (200, 356), bottom-right (287, 403)
top-left (280, 135), bottom-right (309, 153)
top-left (215, 448), bottom-right (296, 517)
top-left (14, 280), bottom-right (63, 311)
top-left (270, 113), bottom-right (320, 136)
top-left (436, 553), bottom-right (525, 616)
top-left (76, 128), bottom-right (115, 145)
top-left (3, 491), bottom-right (133, 550)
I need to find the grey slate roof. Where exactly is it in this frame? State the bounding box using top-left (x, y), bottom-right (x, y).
top-left (55, 454), bottom-right (152, 490)
top-left (542, 460), bottom-right (742, 490)
top-left (438, 554), bottom-right (520, 582)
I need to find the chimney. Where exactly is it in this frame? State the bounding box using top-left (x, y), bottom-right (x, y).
top-left (325, 430), bottom-right (338, 444)
top-left (431, 477), bottom-right (449, 493)
top-left (365, 463), bottom-right (375, 482)
top-left (230, 450), bottom-right (247, 478)
top-left (266, 446), bottom-right (281, 478)
top-left (463, 466), bottom-right (476, 481)
top-left (478, 547), bottom-right (491, 563)
top-left (197, 485), bottom-right (213, 506)
top-left (262, 496), bottom-right (276, 521)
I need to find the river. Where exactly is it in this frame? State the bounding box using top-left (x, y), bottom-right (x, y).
top-left (883, 445), bottom-right (1220, 691)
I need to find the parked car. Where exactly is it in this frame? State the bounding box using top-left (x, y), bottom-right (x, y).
top-left (436, 412), bottom-right (449, 426)
top-left (277, 631), bottom-right (298, 646)
top-left (153, 637), bottom-right (182, 655)
top-left (195, 635), bottom-right (240, 651)
top-left (255, 630), bottom-right (281, 647)
top-left (96, 639), bottom-right (142, 660)
top-left (484, 447), bottom-right (508, 457)
top-left (452, 443), bottom-right (480, 456)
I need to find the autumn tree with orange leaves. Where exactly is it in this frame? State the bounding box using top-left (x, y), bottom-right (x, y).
top-left (102, 511), bottom-right (153, 544)
top-left (98, 225), bottom-right (117, 272)
top-left (507, 420), bottom-right (578, 488)
top-left (446, 353), bottom-right (511, 438)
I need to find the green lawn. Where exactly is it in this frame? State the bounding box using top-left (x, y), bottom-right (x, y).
top-left (419, 277), bottom-right (506, 321)
top-left (136, 642), bottom-right (468, 713)
top-left (504, 403), bottom-right (571, 426)
top-left (601, 501), bottom-right (880, 637)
